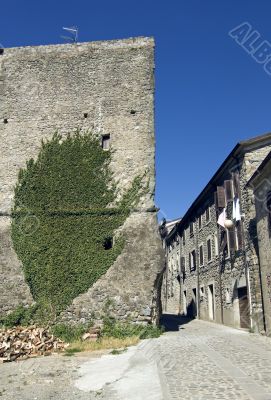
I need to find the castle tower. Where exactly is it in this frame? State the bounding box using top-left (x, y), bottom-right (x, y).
top-left (0, 37), bottom-right (164, 324)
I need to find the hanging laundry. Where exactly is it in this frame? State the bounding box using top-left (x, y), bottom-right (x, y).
top-left (233, 197), bottom-right (241, 221)
top-left (218, 208), bottom-right (226, 228)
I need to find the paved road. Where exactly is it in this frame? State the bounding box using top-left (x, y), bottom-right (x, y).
top-left (1, 317), bottom-right (271, 399)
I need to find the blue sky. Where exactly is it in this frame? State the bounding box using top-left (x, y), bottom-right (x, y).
top-left (1, 0), bottom-right (271, 220)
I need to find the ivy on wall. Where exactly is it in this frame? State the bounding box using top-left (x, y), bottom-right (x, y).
top-left (11, 131), bottom-right (146, 318)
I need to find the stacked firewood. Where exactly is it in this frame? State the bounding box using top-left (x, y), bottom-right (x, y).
top-left (81, 326), bottom-right (101, 341)
top-left (0, 326), bottom-right (66, 362)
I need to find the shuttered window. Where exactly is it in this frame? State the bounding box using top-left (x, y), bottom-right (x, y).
top-left (228, 228), bottom-right (236, 252)
top-left (198, 214), bottom-right (202, 230)
top-left (207, 238), bottom-right (212, 261)
top-left (214, 233), bottom-right (219, 256)
top-left (199, 244), bottom-right (204, 266)
top-left (190, 250), bottom-right (196, 271)
top-left (217, 186), bottom-right (226, 208)
top-left (206, 207), bottom-right (211, 223)
top-left (224, 180), bottom-right (233, 202)
top-left (190, 222), bottom-right (194, 237)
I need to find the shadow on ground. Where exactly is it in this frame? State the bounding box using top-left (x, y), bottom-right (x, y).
top-left (160, 314), bottom-right (194, 332)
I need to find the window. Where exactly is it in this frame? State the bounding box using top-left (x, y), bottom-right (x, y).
top-left (190, 250), bottom-right (196, 271)
top-left (214, 233), bottom-right (219, 257)
top-left (190, 222), bottom-right (194, 237)
top-left (207, 237), bottom-right (212, 262)
top-left (199, 244), bottom-right (204, 266)
top-left (102, 134), bottom-right (110, 150)
top-left (182, 230), bottom-right (186, 245)
top-left (221, 229), bottom-right (230, 258)
top-left (206, 206), bottom-right (211, 223)
top-left (103, 237), bottom-right (113, 250)
top-left (181, 256), bottom-right (186, 274)
top-left (198, 214), bottom-right (202, 230)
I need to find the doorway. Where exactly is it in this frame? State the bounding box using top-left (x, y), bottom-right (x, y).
top-left (183, 290), bottom-right (187, 315)
top-left (238, 287), bottom-right (250, 329)
top-left (208, 284), bottom-right (215, 321)
top-left (192, 288), bottom-right (197, 317)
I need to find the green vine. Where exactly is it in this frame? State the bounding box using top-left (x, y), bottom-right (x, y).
top-left (11, 131), bottom-right (146, 319)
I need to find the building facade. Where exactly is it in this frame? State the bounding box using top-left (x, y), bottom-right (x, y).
top-left (160, 219), bottom-right (181, 314)
top-left (249, 151), bottom-right (271, 335)
top-left (162, 132), bottom-right (271, 332)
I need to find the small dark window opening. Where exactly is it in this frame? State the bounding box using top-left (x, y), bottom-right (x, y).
top-left (83, 113), bottom-right (88, 118)
top-left (102, 134), bottom-right (110, 150)
top-left (0, 48), bottom-right (4, 55)
top-left (130, 110), bottom-right (136, 115)
top-left (3, 118), bottom-right (8, 124)
top-left (103, 237), bottom-right (113, 250)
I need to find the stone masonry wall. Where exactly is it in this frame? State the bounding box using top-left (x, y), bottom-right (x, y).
top-left (253, 162), bottom-right (271, 335)
top-left (0, 37), bottom-right (165, 323)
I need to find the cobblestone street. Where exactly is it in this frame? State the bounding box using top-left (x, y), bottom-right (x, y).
top-left (156, 316), bottom-right (271, 400)
top-left (1, 317), bottom-right (271, 400)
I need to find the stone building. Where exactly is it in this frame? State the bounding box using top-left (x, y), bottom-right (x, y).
top-left (248, 151), bottom-right (271, 335)
top-left (160, 218), bottom-right (181, 313)
top-left (0, 37), bottom-right (164, 325)
top-left (162, 132), bottom-right (271, 332)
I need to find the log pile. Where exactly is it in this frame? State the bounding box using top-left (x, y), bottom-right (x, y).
top-left (0, 326), bottom-right (67, 362)
top-left (81, 326), bottom-right (101, 341)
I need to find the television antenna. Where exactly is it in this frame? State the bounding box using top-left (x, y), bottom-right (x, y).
top-left (61, 26), bottom-right (78, 43)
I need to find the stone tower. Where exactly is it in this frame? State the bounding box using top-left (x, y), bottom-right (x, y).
top-left (0, 37), bottom-right (164, 324)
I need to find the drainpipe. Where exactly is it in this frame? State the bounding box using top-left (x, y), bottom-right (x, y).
top-left (239, 196), bottom-right (253, 330)
top-left (165, 244), bottom-right (168, 312)
top-left (217, 222), bottom-right (224, 324)
top-left (235, 159), bottom-right (253, 330)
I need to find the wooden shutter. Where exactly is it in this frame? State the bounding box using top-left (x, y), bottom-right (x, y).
top-left (232, 172), bottom-right (241, 197)
top-left (228, 228), bottom-right (236, 251)
top-left (217, 186), bottom-right (226, 208)
top-left (224, 180), bottom-right (233, 202)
